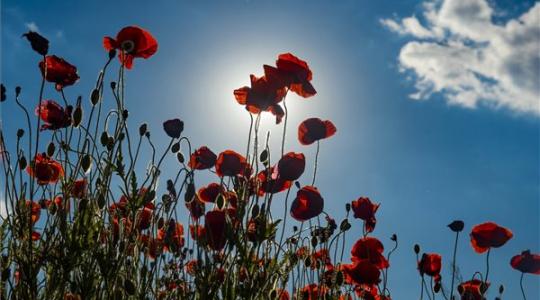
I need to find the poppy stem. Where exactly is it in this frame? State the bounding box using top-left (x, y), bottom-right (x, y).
top-left (311, 141), bottom-right (320, 186)
top-left (449, 231), bottom-right (459, 300)
top-left (520, 272), bottom-right (527, 300)
top-left (281, 98), bottom-right (288, 157)
top-left (484, 248), bottom-right (490, 291)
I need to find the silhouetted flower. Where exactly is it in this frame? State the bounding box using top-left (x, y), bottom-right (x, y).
top-left (186, 196), bottom-right (205, 220)
top-left (341, 260), bottom-right (381, 285)
top-left (103, 26), bottom-right (158, 69)
top-left (234, 73), bottom-right (287, 124)
top-left (458, 279), bottom-right (489, 300)
top-left (351, 197), bottom-right (379, 233)
top-left (273, 53), bottom-right (316, 98)
top-left (189, 146), bottom-right (217, 170)
top-left (136, 203), bottom-right (155, 230)
top-left (418, 253), bottom-right (442, 277)
top-left (290, 186), bottom-right (324, 221)
top-left (35, 100), bottom-right (72, 131)
top-left (205, 210), bottom-right (227, 251)
top-left (298, 284), bottom-right (328, 300)
top-left (39, 55), bottom-right (79, 90)
top-left (27, 153), bottom-right (64, 185)
top-left (23, 31), bottom-right (48, 55)
top-left (448, 220), bottom-right (465, 232)
top-left (215, 150), bottom-right (249, 177)
top-left (510, 250), bottom-right (540, 274)
top-left (470, 222), bottom-right (513, 253)
top-left (71, 178), bottom-right (88, 198)
top-left (298, 118), bottom-right (336, 145)
top-left (25, 200), bottom-right (41, 224)
top-left (163, 119), bottom-right (184, 139)
top-left (351, 237), bottom-right (389, 269)
top-left (256, 167), bottom-right (292, 196)
top-left (277, 152), bottom-right (305, 181)
top-left (197, 183), bottom-right (224, 203)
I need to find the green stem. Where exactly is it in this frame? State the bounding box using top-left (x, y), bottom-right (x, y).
top-left (311, 141), bottom-right (320, 186)
top-left (520, 272), bottom-right (527, 300)
top-left (449, 232), bottom-right (459, 300)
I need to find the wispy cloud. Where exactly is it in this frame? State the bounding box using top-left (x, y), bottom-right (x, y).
top-left (24, 21), bottom-right (40, 32)
top-left (381, 0), bottom-right (540, 116)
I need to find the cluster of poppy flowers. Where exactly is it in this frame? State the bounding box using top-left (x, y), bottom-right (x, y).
top-left (14, 25), bottom-right (539, 300)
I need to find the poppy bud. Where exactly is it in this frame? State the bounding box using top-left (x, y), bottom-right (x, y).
top-left (139, 123), bottom-right (147, 136)
top-left (434, 281), bottom-right (441, 293)
top-left (391, 233), bottom-right (397, 242)
top-left (47, 142), bottom-right (56, 157)
top-left (448, 220), bottom-right (464, 232)
top-left (124, 279), bottom-right (136, 295)
top-left (81, 154), bottom-right (92, 173)
top-left (184, 182), bottom-right (195, 203)
top-left (90, 89), bottom-right (100, 105)
top-left (414, 244), bottom-right (421, 254)
top-left (499, 284), bottom-right (504, 294)
top-left (259, 149), bottom-right (268, 163)
top-left (311, 236), bottom-right (318, 248)
top-left (15, 86), bottom-right (21, 97)
top-left (294, 181), bottom-right (301, 189)
top-left (110, 81), bottom-right (116, 90)
top-left (97, 194), bottom-right (106, 208)
top-left (304, 256), bottom-right (312, 267)
top-left (22, 31), bottom-right (49, 56)
top-left (171, 142), bottom-right (180, 153)
top-left (216, 195), bottom-right (225, 210)
top-left (1, 84), bottom-right (6, 102)
top-left (19, 155), bottom-right (27, 169)
top-left (177, 152), bottom-right (185, 164)
top-left (336, 270), bottom-right (344, 285)
top-left (17, 129), bottom-right (25, 138)
top-left (73, 104), bottom-right (83, 127)
top-left (122, 109), bottom-right (129, 120)
top-left (251, 204), bottom-right (260, 217)
top-left (108, 49), bottom-right (117, 60)
top-left (1, 268), bottom-right (10, 282)
top-left (100, 132), bottom-right (109, 146)
top-left (293, 226), bottom-right (298, 232)
top-left (163, 119), bottom-right (184, 139)
top-left (340, 219), bottom-right (351, 231)
top-left (345, 203), bottom-right (351, 212)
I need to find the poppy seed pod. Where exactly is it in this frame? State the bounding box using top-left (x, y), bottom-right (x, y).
top-left (1, 84), bottom-right (6, 102)
top-left (23, 31), bottom-right (49, 56)
top-left (448, 220), bottom-right (464, 232)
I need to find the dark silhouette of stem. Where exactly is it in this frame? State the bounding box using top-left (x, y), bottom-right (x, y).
top-left (520, 272), bottom-right (527, 300)
top-left (449, 231), bottom-right (460, 300)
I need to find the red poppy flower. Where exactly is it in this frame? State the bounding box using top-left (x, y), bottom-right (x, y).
top-left (215, 150), bottom-right (250, 177)
top-left (418, 253), bottom-right (442, 277)
top-left (136, 203), bottom-right (154, 230)
top-left (457, 279), bottom-right (489, 300)
top-left (35, 100), bottom-right (72, 131)
top-left (71, 178), bottom-right (87, 199)
top-left (510, 250), bottom-right (540, 274)
top-left (311, 249), bottom-right (332, 269)
top-left (341, 260), bottom-right (381, 285)
top-left (273, 53), bottom-right (316, 98)
top-left (189, 146), bottom-right (217, 170)
top-left (234, 72), bottom-right (287, 124)
top-left (138, 234), bottom-right (161, 260)
top-left (27, 153), bottom-right (64, 185)
top-left (25, 200), bottom-right (41, 224)
top-left (186, 196), bottom-right (205, 220)
top-left (39, 55), bottom-right (79, 90)
top-left (470, 222), bottom-right (513, 253)
top-left (103, 26), bottom-right (158, 69)
top-left (31, 231), bottom-right (41, 241)
top-left (350, 237), bottom-right (389, 269)
top-left (277, 152), bottom-right (305, 181)
top-left (224, 191), bottom-right (238, 208)
top-left (197, 183), bottom-right (224, 203)
top-left (189, 224), bottom-right (206, 243)
top-left (185, 259), bottom-right (200, 276)
top-left (290, 186), bottom-right (324, 221)
top-left (273, 289), bottom-right (289, 300)
top-left (204, 210), bottom-right (227, 251)
top-left (298, 118), bottom-right (336, 145)
top-left (351, 197), bottom-right (379, 233)
top-left (256, 167), bottom-right (292, 196)
top-left (298, 284), bottom-right (328, 300)
top-left (111, 217), bottom-right (133, 241)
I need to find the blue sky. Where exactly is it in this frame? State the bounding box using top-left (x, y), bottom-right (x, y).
top-left (1, 0), bottom-right (539, 298)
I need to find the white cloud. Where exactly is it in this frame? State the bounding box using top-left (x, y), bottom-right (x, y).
top-left (381, 0), bottom-right (540, 116)
top-left (24, 21), bottom-right (40, 32)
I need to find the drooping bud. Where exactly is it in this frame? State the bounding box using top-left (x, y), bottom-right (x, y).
top-left (22, 31), bottom-right (49, 56)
